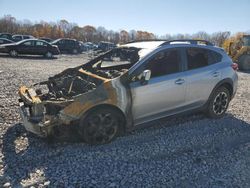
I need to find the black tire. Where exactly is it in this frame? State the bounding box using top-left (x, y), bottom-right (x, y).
top-left (238, 54), bottom-right (250, 71)
top-left (78, 107), bottom-right (124, 145)
top-left (44, 51), bottom-right (53, 59)
top-left (9, 50), bottom-right (18, 57)
top-left (206, 87), bottom-right (230, 118)
top-left (72, 48), bottom-right (78, 54)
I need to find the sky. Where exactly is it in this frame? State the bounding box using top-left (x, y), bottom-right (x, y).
top-left (0, 0), bottom-right (249, 36)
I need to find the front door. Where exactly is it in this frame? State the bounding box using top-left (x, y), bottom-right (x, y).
top-left (35, 41), bottom-right (48, 55)
top-left (129, 48), bottom-right (186, 125)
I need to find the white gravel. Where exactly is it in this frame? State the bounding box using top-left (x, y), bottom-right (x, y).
top-left (0, 53), bottom-right (250, 187)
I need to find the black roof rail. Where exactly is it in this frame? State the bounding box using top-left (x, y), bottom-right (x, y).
top-left (161, 39), bottom-right (214, 46)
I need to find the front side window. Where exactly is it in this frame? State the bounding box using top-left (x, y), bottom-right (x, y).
top-left (58, 40), bottom-right (64, 44)
top-left (145, 49), bottom-right (181, 78)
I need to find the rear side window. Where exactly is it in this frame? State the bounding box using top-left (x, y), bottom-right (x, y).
top-left (13, 36), bottom-right (22, 40)
top-left (186, 48), bottom-right (222, 70)
top-left (36, 41), bottom-right (47, 46)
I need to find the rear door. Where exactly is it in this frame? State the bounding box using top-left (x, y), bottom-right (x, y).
top-left (184, 47), bottom-right (223, 108)
top-left (18, 40), bottom-right (35, 54)
top-left (129, 48), bottom-right (186, 125)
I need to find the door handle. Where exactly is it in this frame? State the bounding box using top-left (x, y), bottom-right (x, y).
top-left (212, 71), bottom-right (220, 77)
top-left (175, 78), bottom-right (185, 85)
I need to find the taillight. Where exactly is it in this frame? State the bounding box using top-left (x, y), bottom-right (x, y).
top-left (231, 63), bottom-right (238, 71)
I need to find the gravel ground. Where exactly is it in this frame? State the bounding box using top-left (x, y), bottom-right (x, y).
top-left (0, 53), bottom-right (250, 187)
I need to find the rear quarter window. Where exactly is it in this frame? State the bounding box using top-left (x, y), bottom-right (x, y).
top-left (209, 50), bottom-right (222, 64)
top-left (186, 47), bottom-right (222, 70)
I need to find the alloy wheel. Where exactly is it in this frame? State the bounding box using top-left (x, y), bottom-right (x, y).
top-left (45, 51), bottom-right (53, 58)
top-left (84, 112), bottom-right (119, 144)
top-left (10, 50), bottom-right (18, 57)
top-left (72, 49), bottom-right (78, 54)
top-left (212, 92), bottom-right (228, 115)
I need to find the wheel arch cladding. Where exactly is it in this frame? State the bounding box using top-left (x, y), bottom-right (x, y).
top-left (212, 78), bottom-right (234, 99)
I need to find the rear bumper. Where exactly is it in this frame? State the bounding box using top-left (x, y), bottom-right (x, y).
top-left (231, 72), bottom-right (238, 99)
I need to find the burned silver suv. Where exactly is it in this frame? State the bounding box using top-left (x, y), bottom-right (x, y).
top-left (19, 40), bottom-right (238, 144)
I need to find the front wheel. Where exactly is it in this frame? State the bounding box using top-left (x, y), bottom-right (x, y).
top-left (45, 51), bottom-right (53, 59)
top-left (72, 48), bottom-right (78, 54)
top-left (9, 50), bottom-right (18, 57)
top-left (206, 87), bottom-right (230, 118)
top-left (78, 108), bottom-right (124, 145)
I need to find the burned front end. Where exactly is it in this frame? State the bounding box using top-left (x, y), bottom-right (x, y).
top-left (18, 47), bottom-right (140, 137)
top-left (18, 69), bottom-right (105, 136)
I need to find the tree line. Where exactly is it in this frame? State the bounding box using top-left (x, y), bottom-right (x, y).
top-left (0, 15), bottom-right (243, 46)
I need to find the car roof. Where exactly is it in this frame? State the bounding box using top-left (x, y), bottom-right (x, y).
top-left (0, 38), bottom-right (13, 42)
top-left (121, 39), bottom-right (215, 49)
top-left (16, 39), bottom-right (50, 44)
top-left (120, 41), bottom-right (166, 49)
top-left (59, 38), bottom-right (77, 41)
top-left (119, 41), bottom-right (166, 59)
top-left (0, 33), bottom-right (12, 35)
top-left (119, 39), bottom-right (223, 59)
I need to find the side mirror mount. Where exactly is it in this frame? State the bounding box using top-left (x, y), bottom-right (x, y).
top-left (140, 70), bottom-right (151, 85)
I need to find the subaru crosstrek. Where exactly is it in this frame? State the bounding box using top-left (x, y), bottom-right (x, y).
top-left (18, 40), bottom-right (238, 144)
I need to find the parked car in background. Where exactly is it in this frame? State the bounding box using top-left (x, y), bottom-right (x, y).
top-left (97, 41), bottom-right (116, 52)
top-left (12, 34), bottom-right (34, 42)
top-left (0, 33), bottom-right (13, 40)
top-left (39, 37), bottom-right (53, 43)
top-left (18, 39), bottom-right (238, 144)
top-left (51, 38), bottom-right (82, 54)
top-left (0, 39), bottom-right (60, 58)
top-left (81, 42), bottom-right (98, 51)
top-left (0, 38), bottom-right (14, 45)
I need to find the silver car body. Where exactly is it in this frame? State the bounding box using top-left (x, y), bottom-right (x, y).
top-left (19, 40), bottom-right (238, 136)
top-left (124, 41), bottom-right (237, 125)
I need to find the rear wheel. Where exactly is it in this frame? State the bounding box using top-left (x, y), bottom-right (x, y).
top-left (9, 50), bottom-right (18, 57)
top-left (206, 87), bottom-right (230, 118)
top-left (238, 54), bottom-right (250, 71)
top-left (78, 108), bottom-right (124, 145)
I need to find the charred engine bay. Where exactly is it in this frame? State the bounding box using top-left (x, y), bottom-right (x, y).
top-left (36, 47), bottom-right (139, 101)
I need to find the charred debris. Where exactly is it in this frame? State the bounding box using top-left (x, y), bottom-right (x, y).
top-left (33, 47), bottom-right (140, 101)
